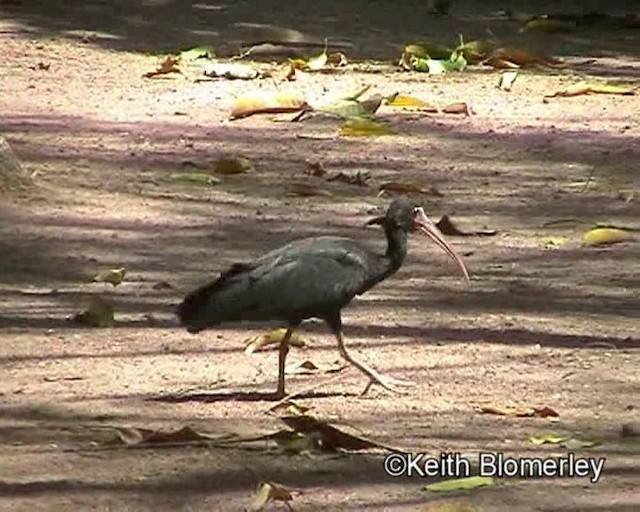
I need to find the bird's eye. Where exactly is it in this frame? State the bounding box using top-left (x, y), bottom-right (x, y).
top-left (413, 207), bottom-right (420, 214)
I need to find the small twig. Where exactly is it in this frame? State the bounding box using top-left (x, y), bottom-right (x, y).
top-left (229, 46), bottom-right (255, 61)
top-left (265, 372), bottom-right (350, 414)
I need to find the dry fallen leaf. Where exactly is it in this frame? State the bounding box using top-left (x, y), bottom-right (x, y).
top-left (339, 118), bottom-right (392, 136)
top-left (379, 181), bottom-right (443, 197)
top-left (424, 476), bottom-right (495, 493)
top-left (203, 61), bottom-right (259, 80)
top-left (305, 160), bottom-right (327, 177)
top-left (281, 414), bottom-right (407, 452)
top-left (545, 81), bottom-right (636, 99)
top-left (477, 404), bottom-right (559, 418)
top-left (248, 481), bottom-right (294, 512)
top-left (385, 93), bottom-right (438, 111)
top-left (143, 55), bottom-right (184, 78)
top-left (442, 102), bottom-right (472, 115)
top-left (214, 156), bottom-right (253, 175)
top-left (582, 227), bottom-right (634, 246)
top-left (436, 215), bottom-right (497, 236)
top-left (230, 91), bottom-right (307, 120)
top-left (244, 328), bottom-right (305, 355)
top-left (93, 267), bottom-right (126, 286)
top-left (285, 359), bottom-right (346, 375)
top-left (485, 47), bottom-right (562, 69)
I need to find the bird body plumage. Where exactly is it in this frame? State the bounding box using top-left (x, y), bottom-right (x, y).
top-left (178, 235), bottom-right (398, 332)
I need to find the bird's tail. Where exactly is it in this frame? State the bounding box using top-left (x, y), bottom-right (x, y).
top-left (176, 263), bottom-right (251, 333)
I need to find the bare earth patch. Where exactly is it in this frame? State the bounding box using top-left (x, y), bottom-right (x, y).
top-left (0, 2), bottom-right (638, 511)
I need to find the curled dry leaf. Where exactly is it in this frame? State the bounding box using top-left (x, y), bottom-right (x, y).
top-left (285, 359), bottom-right (346, 375)
top-left (214, 156), bottom-right (253, 175)
top-left (582, 227), bottom-right (634, 247)
top-left (71, 296), bottom-right (114, 327)
top-left (436, 215), bottom-right (497, 236)
top-left (143, 55), bottom-right (184, 78)
top-left (327, 51), bottom-right (348, 67)
top-left (93, 267), bottom-right (126, 286)
top-left (269, 400), bottom-right (311, 416)
top-left (230, 91), bottom-right (307, 120)
top-left (545, 81), bottom-right (636, 99)
top-left (244, 328), bottom-right (304, 355)
top-left (424, 476), bottom-right (495, 493)
top-left (248, 481), bottom-right (295, 512)
top-left (379, 181), bottom-right (443, 198)
top-left (442, 102), bottom-right (472, 115)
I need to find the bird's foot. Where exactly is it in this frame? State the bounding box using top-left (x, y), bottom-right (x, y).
top-left (360, 373), bottom-right (415, 396)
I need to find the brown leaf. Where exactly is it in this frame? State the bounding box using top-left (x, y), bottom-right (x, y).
top-left (285, 359), bottom-right (346, 375)
top-left (305, 160), bottom-right (327, 177)
top-left (326, 170), bottom-right (370, 186)
top-left (442, 102), bottom-right (472, 115)
top-left (230, 91), bottom-right (307, 120)
top-left (248, 481), bottom-right (294, 512)
top-left (436, 215), bottom-right (497, 237)
top-left (286, 182), bottom-right (332, 197)
top-left (214, 156), bottom-right (254, 175)
top-left (281, 414), bottom-right (407, 452)
top-left (379, 181), bottom-right (443, 197)
top-left (327, 51), bottom-right (348, 67)
top-left (544, 81), bottom-right (635, 99)
top-left (143, 56), bottom-right (184, 78)
top-left (485, 47), bottom-right (562, 69)
top-left (477, 404), bottom-right (559, 418)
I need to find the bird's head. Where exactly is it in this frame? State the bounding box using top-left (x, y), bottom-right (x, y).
top-left (366, 197), bottom-right (470, 284)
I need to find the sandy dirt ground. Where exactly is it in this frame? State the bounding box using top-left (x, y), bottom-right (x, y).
top-left (0, 1), bottom-right (639, 511)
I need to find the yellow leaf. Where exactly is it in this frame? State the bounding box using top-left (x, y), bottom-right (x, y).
top-left (386, 94), bottom-right (438, 110)
top-left (582, 227), bottom-right (633, 247)
top-left (244, 328), bottom-right (304, 354)
top-left (230, 91), bottom-right (307, 119)
top-left (339, 118), bottom-right (392, 137)
top-left (545, 82), bottom-right (635, 99)
top-left (306, 48), bottom-right (328, 71)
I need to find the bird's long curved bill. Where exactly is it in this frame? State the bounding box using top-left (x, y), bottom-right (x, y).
top-left (414, 208), bottom-right (470, 284)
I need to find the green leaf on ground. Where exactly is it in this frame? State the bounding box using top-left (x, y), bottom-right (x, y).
top-left (424, 476), bottom-right (495, 492)
top-left (93, 267), bottom-right (126, 286)
top-left (179, 45), bottom-right (215, 60)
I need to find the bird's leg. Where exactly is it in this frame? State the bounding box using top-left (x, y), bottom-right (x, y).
top-left (327, 313), bottom-right (414, 395)
top-left (276, 327), bottom-right (295, 399)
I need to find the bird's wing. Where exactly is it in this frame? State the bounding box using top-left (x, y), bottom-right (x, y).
top-left (242, 240), bottom-right (376, 317)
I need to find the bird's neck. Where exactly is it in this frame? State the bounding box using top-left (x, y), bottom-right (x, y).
top-left (383, 223), bottom-right (408, 276)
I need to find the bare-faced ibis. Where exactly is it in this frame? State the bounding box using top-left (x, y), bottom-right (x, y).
top-left (177, 197), bottom-right (469, 398)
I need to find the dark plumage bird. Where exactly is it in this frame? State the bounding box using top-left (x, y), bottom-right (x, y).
top-left (177, 197), bottom-right (469, 398)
